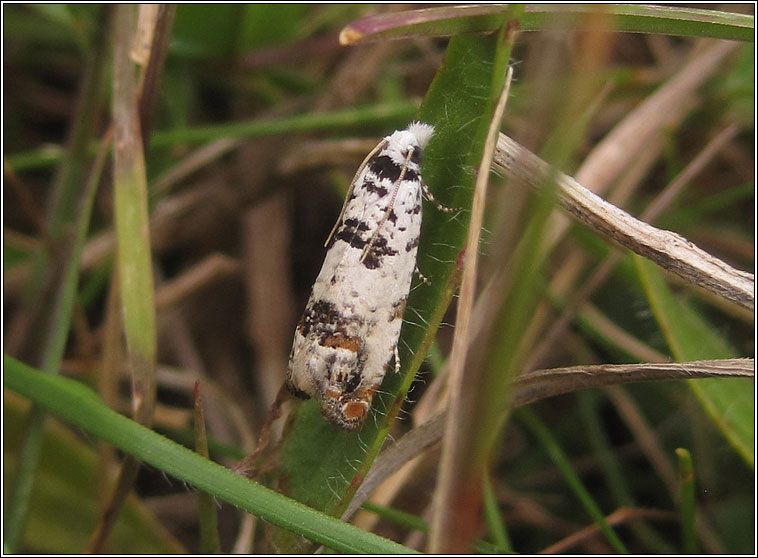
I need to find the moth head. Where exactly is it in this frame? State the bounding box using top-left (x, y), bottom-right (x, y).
top-left (405, 121), bottom-right (435, 149)
top-left (383, 122), bottom-right (435, 168)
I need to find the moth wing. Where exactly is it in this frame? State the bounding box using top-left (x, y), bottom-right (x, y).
top-left (324, 138), bottom-right (388, 248)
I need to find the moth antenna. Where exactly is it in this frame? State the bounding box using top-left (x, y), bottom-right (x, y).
top-left (325, 139), bottom-right (388, 248)
top-left (360, 146), bottom-right (414, 263)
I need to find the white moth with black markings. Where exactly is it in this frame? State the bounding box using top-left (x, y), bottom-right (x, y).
top-left (286, 122), bottom-right (453, 430)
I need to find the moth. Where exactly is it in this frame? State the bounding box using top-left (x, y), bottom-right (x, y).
top-left (286, 122), bottom-right (451, 430)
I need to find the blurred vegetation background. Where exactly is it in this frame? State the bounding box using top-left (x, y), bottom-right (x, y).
top-left (3, 3), bottom-right (754, 554)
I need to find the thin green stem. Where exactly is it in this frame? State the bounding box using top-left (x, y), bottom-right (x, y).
top-left (518, 407), bottom-right (629, 554)
top-left (482, 469), bottom-right (512, 553)
top-left (676, 448), bottom-right (697, 554)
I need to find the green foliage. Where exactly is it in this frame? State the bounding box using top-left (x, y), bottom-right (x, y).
top-left (4, 356), bottom-right (418, 555)
top-left (635, 256), bottom-right (753, 465)
top-left (3, 3), bottom-right (753, 554)
top-left (4, 395), bottom-right (184, 554)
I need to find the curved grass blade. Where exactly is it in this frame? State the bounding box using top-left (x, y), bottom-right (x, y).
top-left (635, 256), bottom-right (753, 466)
top-left (341, 4), bottom-right (753, 45)
top-left (3, 355), bottom-right (418, 555)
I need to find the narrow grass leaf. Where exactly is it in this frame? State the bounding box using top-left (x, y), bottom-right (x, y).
top-left (518, 407), bottom-right (629, 554)
top-left (676, 448), bottom-right (697, 554)
top-left (4, 394), bottom-right (184, 553)
top-left (3, 356), bottom-right (419, 555)
top-left (194, 383), bottom-right (221, 554)
top-left (340, 4), bottom-right (753, 45)
top-left (634, 256), bottom-right (753, 466)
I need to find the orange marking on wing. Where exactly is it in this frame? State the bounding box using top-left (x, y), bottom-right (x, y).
top-left (343, 400), bottom-right (368, 420)
top-left (323, 335), bottom-right (362, 352)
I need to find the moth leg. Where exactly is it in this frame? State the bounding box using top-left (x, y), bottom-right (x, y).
top-left (394, 344), bottom-right (401, 374)
top-left (414, 265), bottom-right (431, 286)
top-left (421, 181), bottom-right (462, 214)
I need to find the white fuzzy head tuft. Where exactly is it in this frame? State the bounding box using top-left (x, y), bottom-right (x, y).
top-left (405, 121), bottom-right (435, 150)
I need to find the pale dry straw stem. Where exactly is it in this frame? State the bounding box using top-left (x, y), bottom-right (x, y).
top-left (494, 134), bottom-right (754, 310)
top-left (577, 40), bottom-right (738, 194)
top-left (540, 507), bottom-right (679, 554)
top-left (154, 254), bottom-right (240, 311)
top-left (499, 136), bottom-right (663, 375)
top-left (521, 138), bottom-right (665, 371)
top-left (152, 137), bottom-right (241, 195)
top-left (574, 303), bottom-right (668, 363)
top-left (429, 68), bottom-right (515, 553)
top-left (231, 513), bottom-right (256, 554)
top-left (525, 122), bottom-right (743, 371)
top-left (344, 359), bottom-right (753, 520)
top-left (538, 39), bottom-right (739, 262)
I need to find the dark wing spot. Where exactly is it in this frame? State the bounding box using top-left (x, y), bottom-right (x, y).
top-left (368, 155), bottom-right (402, 183)
top-left (332, 217), bottom-right (370, 250)
top-left (362, 177), bottom-right (389, 197)
top-left (406, 202), bottom-right (422, 215)
top-left (405, 235), bottom-right (419, 252)
top-left (361, 234), bottom-right (398, 269)
top-left (402, 167), bottom-right (419, 183)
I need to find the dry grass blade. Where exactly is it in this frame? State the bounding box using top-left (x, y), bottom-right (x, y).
top-left (515, 359), bottom-right (754, 406)
top-left (539, 507), bottom-right (679, 554)
top-left (525, 123), bottom-right (744, 371)
top-left (494, 134), bottom-right (754, 310)
top-left (136, 4), bottom-right (176, 144)
top-left (89, 5), bottom-right (157, 552)
top-left (154, 254), bottom-right (240, 311)
top-left (575, 40), bottom-right (739, 196)
top-left (344, 358), bottom-right (754, 520)
top-left (429, 64), bottom-right (515, 554)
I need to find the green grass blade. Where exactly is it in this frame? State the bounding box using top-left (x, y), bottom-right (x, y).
top-left (482, 470), bottom-right (512, 553)
top-left (4, 98), bottom-right (112, 556)
top-left (7, 102), bottom-right (419, 171)
top-left (3, 355), bottom-right (419, 555)
top-left (113, 3), bottom-right (157, 387)
top-left (341, 4), bottom-right (753, 44)
top-left (4, 394), bottom-right (184, 553)
top-left (149, 101), bottom-right (418, 147)
top-left (518, 407), bottom-right (629, 554)
top-left (676, 448), bottom-right (697, 554)
top-left (634, 256), bottom-right (753, 466)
